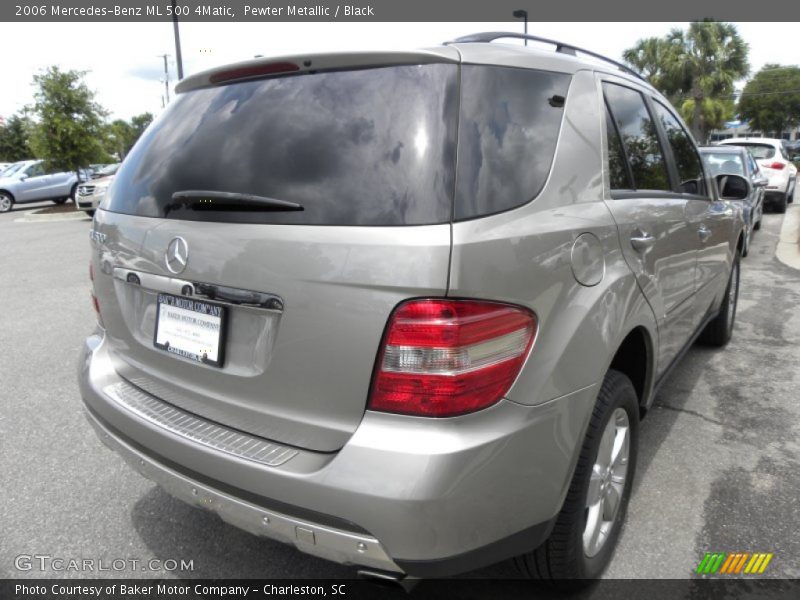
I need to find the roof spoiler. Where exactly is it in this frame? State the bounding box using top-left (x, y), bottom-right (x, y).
top-left (175, 49), bottom-right (460, 94)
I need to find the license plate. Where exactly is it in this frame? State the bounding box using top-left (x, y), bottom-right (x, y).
top-left (154, 293), bottom-right (226, 367)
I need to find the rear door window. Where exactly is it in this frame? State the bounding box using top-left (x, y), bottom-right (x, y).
top-left (652, 101), bottom-right (708, 197)
top-left (105, 64), bottom-right (458, 226)
top-left (603, 83), bottom-right (671, 191)
top-left (454, 66), bottom-right (571, 220)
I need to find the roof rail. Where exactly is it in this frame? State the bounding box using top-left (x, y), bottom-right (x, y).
top-left (446, 32), bottom-right (647, 83)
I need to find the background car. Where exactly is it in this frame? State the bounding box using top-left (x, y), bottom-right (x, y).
top-left (717, 137), bottom-right (797, 213)
top-left (700, 145), bottom-right (766, 257)
top-left (75, 171), bottom-right (117, 216)
top-left (0, 160), bottom-right (87, 213)
top-left (90, 162), bottom-right (120, 180)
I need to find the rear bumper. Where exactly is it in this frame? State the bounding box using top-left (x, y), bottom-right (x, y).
top-left (764, 171), bottom-right (791, 193)
top-left (79, 332), bottom-right (596, 576)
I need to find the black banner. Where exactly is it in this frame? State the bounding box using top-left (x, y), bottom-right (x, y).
top-left (3, 0), bottom-right (800, 22)
top-left (3, 579), bottom-right (800, 600)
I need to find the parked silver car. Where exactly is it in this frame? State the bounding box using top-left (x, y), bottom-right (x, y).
top-left (0, 160), bottom-right (83, 213)
top-left (79, 33), bottom-right (746, 583)
top-left (700, 145), bottom-right (767, 257)
top-left (76, 174), bottom-right (116, 217)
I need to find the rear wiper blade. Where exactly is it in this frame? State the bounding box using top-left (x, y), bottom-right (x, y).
top-left (168, 190), bottom-right (304, 213)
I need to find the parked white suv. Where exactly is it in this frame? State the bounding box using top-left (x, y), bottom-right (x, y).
top-left (717, 138), bottom-right (797, 213)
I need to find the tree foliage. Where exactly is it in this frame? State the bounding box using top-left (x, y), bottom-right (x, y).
top-left (738, 65), bottom-right (800, 136)
top-left (0, 114), bottom-right (34, 162)
top-left (623, 21), bottom-right (749, 143)
top-left (28, 66), bottom-right (109, 174)
top-left (104, 112), bottom-right (153, 160)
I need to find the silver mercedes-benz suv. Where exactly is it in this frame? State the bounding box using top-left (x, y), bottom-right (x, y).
top-left (79, 33), bottom-right (746, 583)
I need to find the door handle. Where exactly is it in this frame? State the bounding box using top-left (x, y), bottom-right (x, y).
top-left (698, 225), bottom-right (712, 242)
top-left (630, 231), bottom-right (655, 253)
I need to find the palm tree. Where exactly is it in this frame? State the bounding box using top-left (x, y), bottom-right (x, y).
top-left (624, 21), bottom-right (749, 143)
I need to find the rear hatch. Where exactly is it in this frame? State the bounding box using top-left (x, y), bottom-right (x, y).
top-left (92, 59), bottom-right (458, 452)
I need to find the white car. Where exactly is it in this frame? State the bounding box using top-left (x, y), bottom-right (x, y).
top-left (75, 174), bottom-right (115, 217)
top-left (717, 137), bottom-right (798, 213)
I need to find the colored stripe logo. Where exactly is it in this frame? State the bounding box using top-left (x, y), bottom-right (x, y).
top-left (696, 552), bottom-right (773, 575)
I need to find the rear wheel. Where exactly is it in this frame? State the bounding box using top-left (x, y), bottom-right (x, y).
top-left (0, 192), bottom-right (13, 213)
top-left (787, 179), bottom-right (795, 204)
top-left (775, 193), bottom-right (788, 214)
top-left (69, 184), bottom-right (78, 202)
top-left (741, 227), bottom-right (751, 258)
top-left (699, 251), bottom-right (740, 346)
top-left (52, 198), bottom-right (67, 205)
top-left (515, 369), bottom-right (639, 585)
top-left (86, 210), bottom-right (95, 217)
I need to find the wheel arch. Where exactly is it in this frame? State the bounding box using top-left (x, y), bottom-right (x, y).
top-left (607, 325), bottom-right (656, 415)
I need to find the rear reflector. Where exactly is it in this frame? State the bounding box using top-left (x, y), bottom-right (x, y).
top-left (368, 299), bottom-right (537, 417)
top-left (209, 62), bottom-right (300, 84)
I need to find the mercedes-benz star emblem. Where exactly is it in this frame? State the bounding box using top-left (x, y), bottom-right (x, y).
top-left (165, 237), bottom-right (189, 274)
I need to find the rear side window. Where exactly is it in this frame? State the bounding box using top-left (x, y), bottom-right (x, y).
top-left (455, 66), bottom-right (571, 220)
top-left (605, 102), bottom-right (632, 189)
top-left (652, 101), bottom-right (708, 197)
top-left (105, 64), bottom-right (458, 226)
top-left (603, 83), bottom-right (670, 191)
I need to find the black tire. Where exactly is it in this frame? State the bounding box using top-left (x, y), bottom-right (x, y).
top-left (69, 184), bottom-right (78, 201)
top-left (753, 217), bottom-right (761, 231)
top-left (515, 370), bottom-right (639, 586)
top-left (741, 229), bottom-right (750, 258)
top-left (0, 192), bottom-right (13, 213)
top-left (775, 193), bottom-right (787, 214)
top-left (787, 179), bottom-right (795, 204)
top-left (86, 210), bottom-right (95, 217)
top-left (52, 198), bottom-right (67, 205)
top-left (699, 251), bottom-right (740, 347)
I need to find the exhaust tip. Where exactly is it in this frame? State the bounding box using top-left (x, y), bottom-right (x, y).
top-left (357, 569), bottom-right (419, 592)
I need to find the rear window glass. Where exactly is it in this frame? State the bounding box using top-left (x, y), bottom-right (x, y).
top-left (730, 143), bottom-right (775, 160)
top-left (105, 64), bottom-right (458, 226)
top-left (701, 152), bottom-right (745, 176)
top-left (455, 66), bottom-right (571, 220)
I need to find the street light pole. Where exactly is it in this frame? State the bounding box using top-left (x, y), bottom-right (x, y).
top-left (512, 10), bottom-right (528, 45)
top-left (158, 54), bottom-right (171, 104)
top-left (171, 0), bottom-right (184, 80)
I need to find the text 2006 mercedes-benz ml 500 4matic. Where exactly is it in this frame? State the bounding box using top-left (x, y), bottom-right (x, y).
top-left (79, 32), bottom-right (747, 584)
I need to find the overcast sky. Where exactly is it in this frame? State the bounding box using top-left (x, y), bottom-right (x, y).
top-left (1, 22), bottom-right (795, 121)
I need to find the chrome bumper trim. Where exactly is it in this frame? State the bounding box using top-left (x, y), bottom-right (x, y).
top-left (84, 407), bottom-right (403, 574)
top-left (104, 381), bottom-right (298, 467)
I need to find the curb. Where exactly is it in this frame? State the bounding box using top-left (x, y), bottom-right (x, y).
top-left (775, 204), bottom-right (800, 270)
top-left (14, 210), bottom-right (91, 223)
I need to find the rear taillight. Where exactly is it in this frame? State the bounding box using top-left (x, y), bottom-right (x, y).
top-left (765, 161), bottom-right (786, 170)
top-left (368, 299), bottom-right (537, 417)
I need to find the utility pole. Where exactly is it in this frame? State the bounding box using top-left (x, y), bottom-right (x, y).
top-left (513, 10), bottom-right (529, 45)
top-left (171, 0), bottom-right (184, 80)
top-left (158, 54), bottom-right (171, 105)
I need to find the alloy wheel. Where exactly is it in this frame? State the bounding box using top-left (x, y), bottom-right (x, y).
top-left (583, 407), bottom-right (630, 557)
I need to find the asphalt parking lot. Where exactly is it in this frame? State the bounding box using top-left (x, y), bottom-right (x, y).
top-left (1, 195), bottom-right (798, 584)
